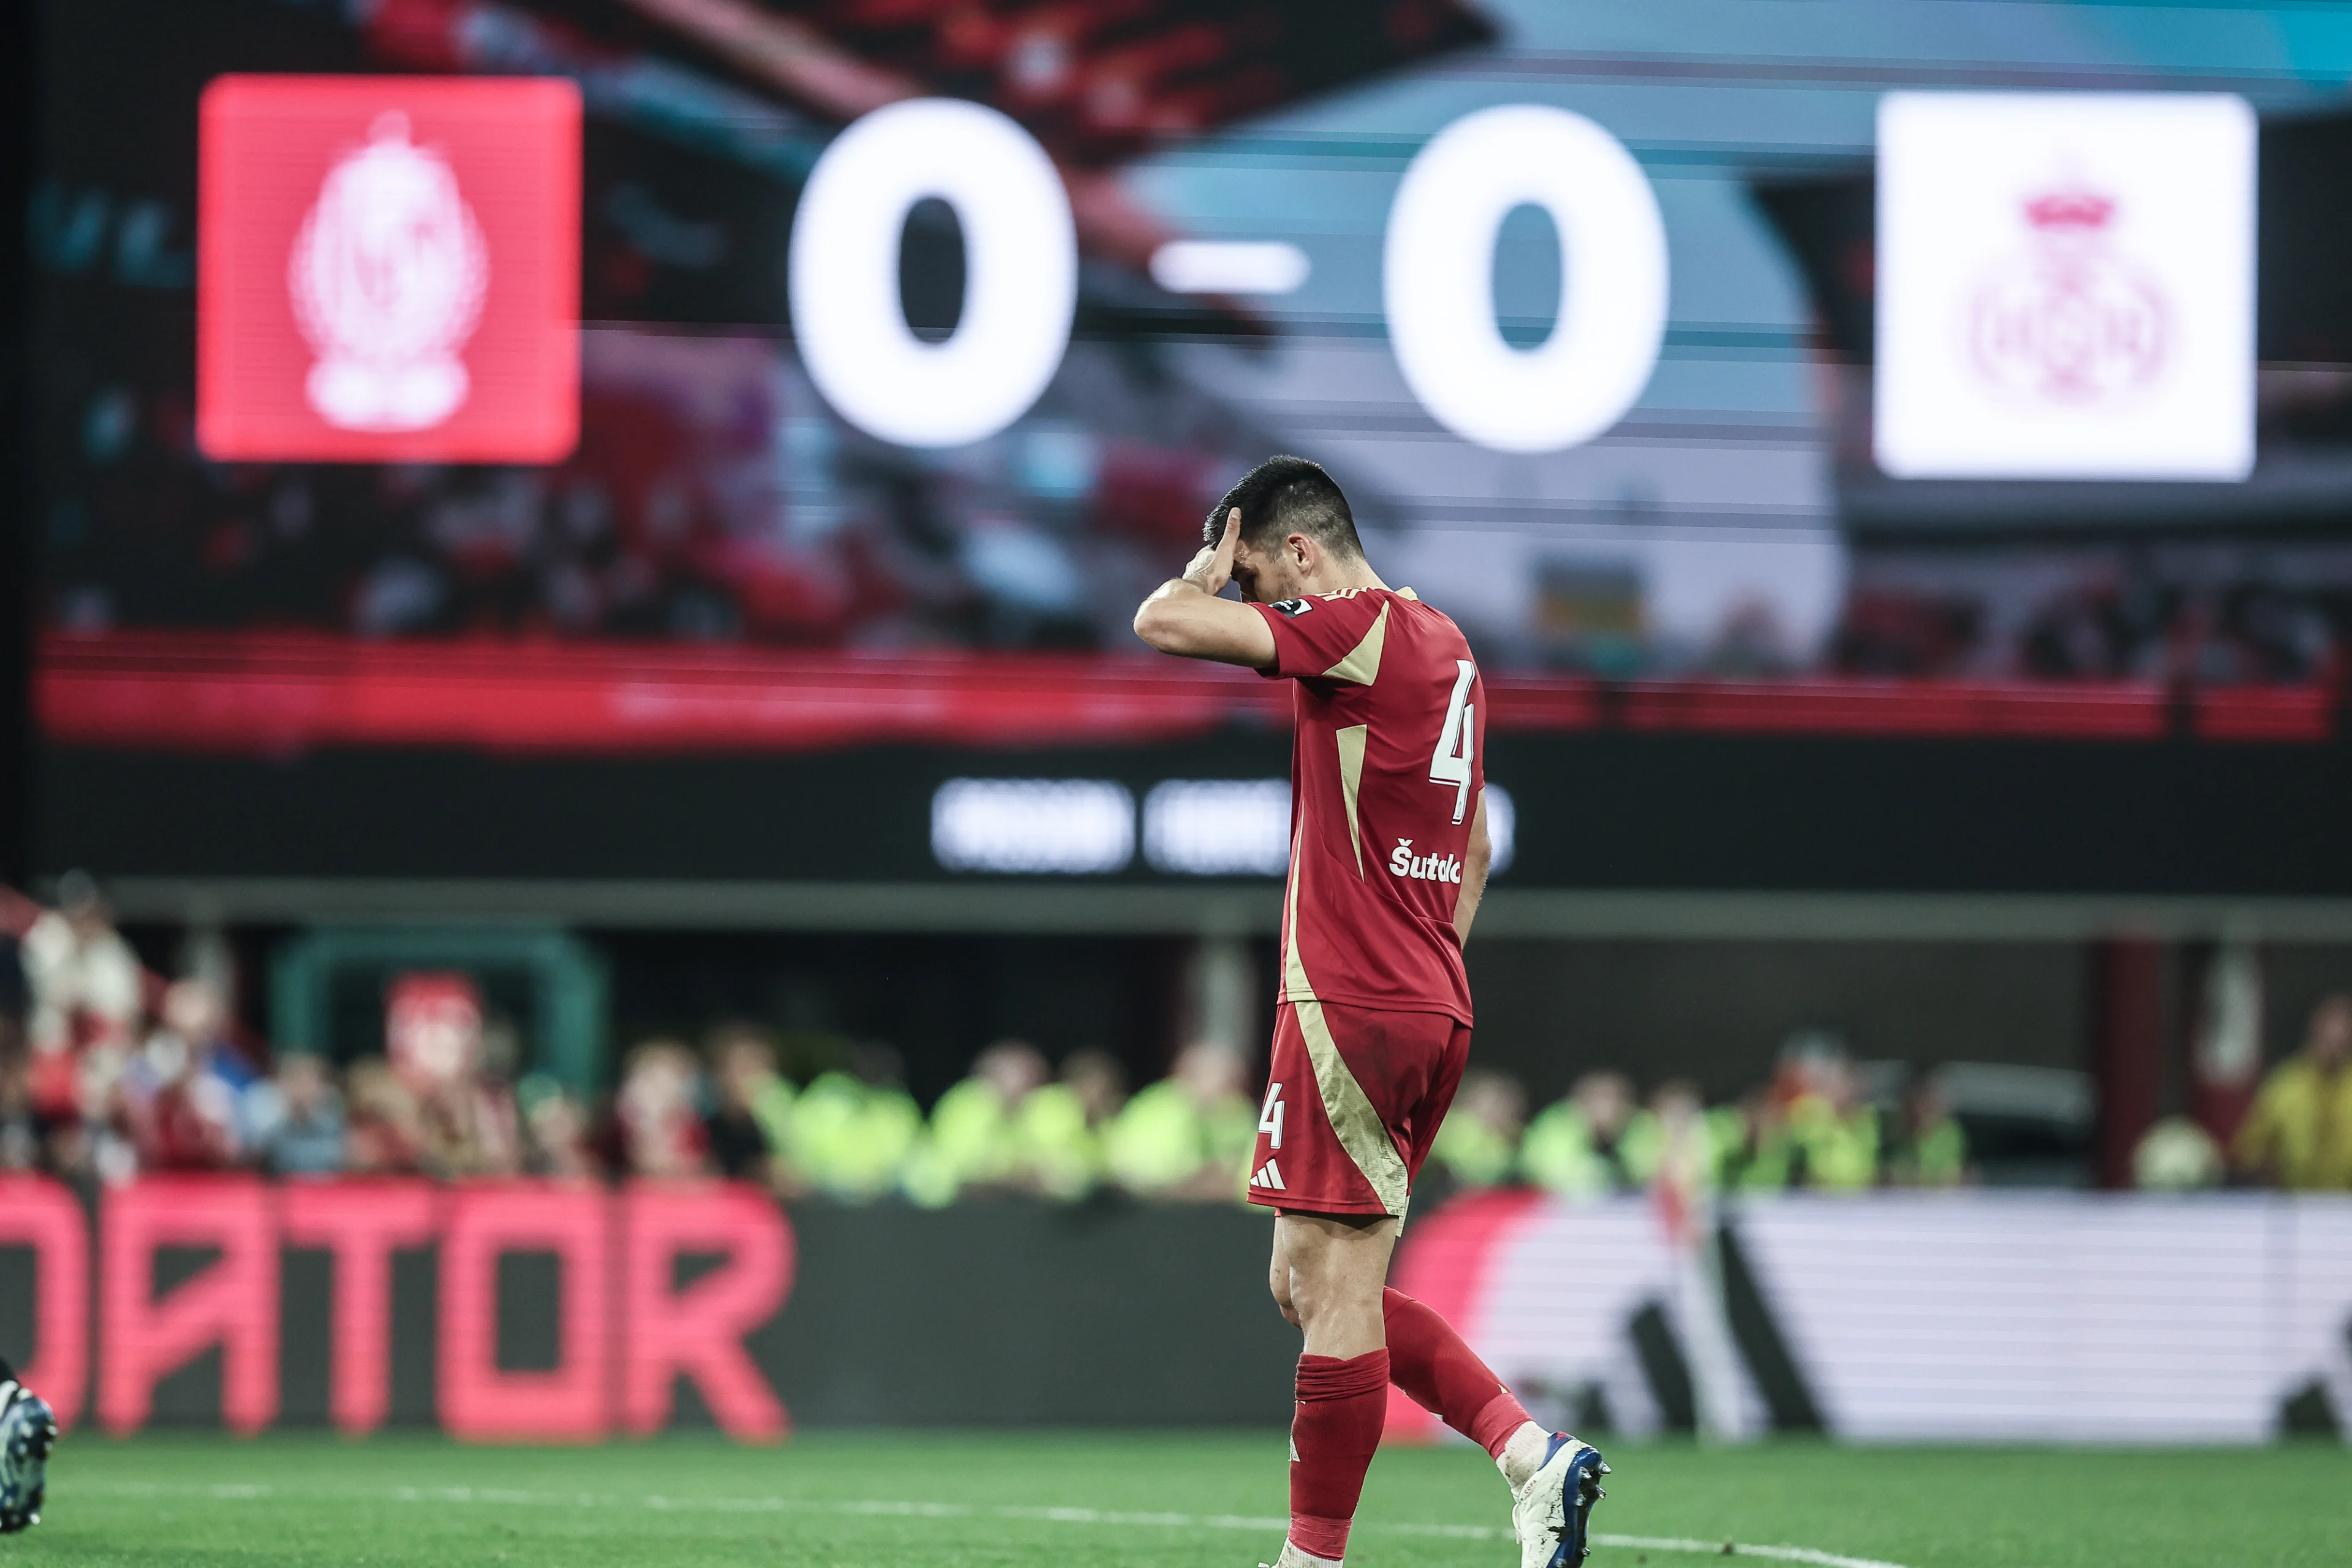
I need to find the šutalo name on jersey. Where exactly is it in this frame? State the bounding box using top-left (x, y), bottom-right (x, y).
top-left (1388, 840), bottom-right (1465, 884)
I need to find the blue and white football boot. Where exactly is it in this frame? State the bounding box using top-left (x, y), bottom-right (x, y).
top-left (1510, 1435), bottom-right (1608, 1568)
top-left (0, 1378), bottom-right (59, 1534)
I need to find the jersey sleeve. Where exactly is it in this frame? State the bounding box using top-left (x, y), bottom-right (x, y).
top-left (1248, 592), bottom-right (1389, 680)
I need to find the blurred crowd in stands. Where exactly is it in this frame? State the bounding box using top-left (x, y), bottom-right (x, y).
top-left (4, 876), bottom-right (2349, 1198)
top-left (1831, 558), bottom-right (2352, 686)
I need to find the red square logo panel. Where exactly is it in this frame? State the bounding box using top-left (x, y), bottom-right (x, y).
top-left (198, 75), bottom-right (581, 463)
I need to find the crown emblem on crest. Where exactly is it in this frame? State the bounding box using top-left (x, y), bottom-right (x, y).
top-left (1967, 176), bottom-right (2166, 404)
top-left (288, 111), bottom-right (489, 432)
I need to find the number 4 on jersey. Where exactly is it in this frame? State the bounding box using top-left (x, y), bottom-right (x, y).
top-left (1430, 659), bottom-right (1476, 824)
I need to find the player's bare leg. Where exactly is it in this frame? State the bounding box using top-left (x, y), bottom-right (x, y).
top-left (1265, 1211), bottom-right (1399, 1568)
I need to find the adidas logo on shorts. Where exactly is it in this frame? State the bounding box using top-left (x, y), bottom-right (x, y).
top-left (1251, 1158), bottom-right (1286, 1191)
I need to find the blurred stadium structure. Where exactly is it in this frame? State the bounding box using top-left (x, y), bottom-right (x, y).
top-left (6, 0), bottom-right (2352, 1453)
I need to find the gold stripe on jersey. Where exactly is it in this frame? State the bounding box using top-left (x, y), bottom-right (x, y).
top-left (1320, 601), bottom-right (1389, 685)
top-left (1334, 723), bottom-right (1368, 876)
top-left (1281, 847), bottom-right (1412, 1219)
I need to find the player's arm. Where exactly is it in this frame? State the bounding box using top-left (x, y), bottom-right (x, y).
top-left (1133, 510), bottom-right (1278, 670)
top-left (1453, 790), bottom-right (1493, 945)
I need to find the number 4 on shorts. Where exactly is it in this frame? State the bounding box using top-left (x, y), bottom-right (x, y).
top-left (1259, 1082), bottom-right (1285, 1150)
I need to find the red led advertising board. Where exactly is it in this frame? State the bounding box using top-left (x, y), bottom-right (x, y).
top-left (197, 75), bottom-right (581, 463)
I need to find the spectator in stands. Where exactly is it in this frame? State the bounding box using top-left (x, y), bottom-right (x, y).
top-left (0, 934), bottom-right (26, 1170)
top-left (2233, 993), bottom-right (2352, 1189)
top-left (244, 1053), bottom-right (345, 1177)
top-left (1718, 1086), bottom-right (1793, 1191)
top-left (703, 1023), bottom-right (793, 1184)
top-left (1521, 1071), bottom-right (1635, 1199)
top-left (1642, 1082), bottom-right (1723, 1215)
top-left (2134, 1115), bottom-right (2225, 1191)
top-left (20, 871), bottom-right (142, 1127)
top-left (518, 1074), bottom-right (600, 1179)
top-left (1431, 1069), bottom-right (1526, 1188)
top-left (1019, 1048), bottom-right (1126, 1200)
top-left (123, 1014), bottom-right (243, 1173)
top-left (159, 978), bottom-right (260, 1095)
top-left (382, 978), bottom-right (521, 1178)
top-left (908, 1038), bottom-right (1050, 1205)
top-left (790, 1042), bottom-right (922, 1202)
top-left (1883, 1071), bottom-right (1970, 1188)
top-left (1063, 1047), bottom-right (1128, 1131)
top-left (1620, 1079), bottom-right (1722, 1194)
top-left (1102, 1039), bottom-right (1256, 1200)
top-left (417, 1057), bottom-right (521, 1178)
top-left (1776, 1034), bottom-right (1879, 1191)
top-left (614, 1039), bottom-right (711, 1178)
top-left (0, 1049), bottom-right (34, 1172)
top-left (344, 1057), bottom-right (424, 1174)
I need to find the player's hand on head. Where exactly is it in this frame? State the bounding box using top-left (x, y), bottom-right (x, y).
top-left (1134, 508), bottom-right (1275, 666)
top-left (1183, 509), bottom-right (1242, 598)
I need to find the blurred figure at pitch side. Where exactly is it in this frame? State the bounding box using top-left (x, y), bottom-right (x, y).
top-left (1716, 1085), bottom-right (1794, 1192)
top-left (344, 1058), bottom-right (424, 1174)
top-left (905, 1038), bottom-right (1050, 1204)
top-left (1883, 1071), bottom-right (1970, 1188)
top-left (792, 1042), bottom-right (921, 1201)
top-left (1775, 1033), bottom-right (1878, 1191)
top-left (19, 872), bottom-right (141, 1156)
top-left (1644, 1080), bottom-right (1754, 1442)
top-left (1520, 1071), bottom-right (1635, 1199)
top-left (0, 1057), bottom-right (34, 1173)
top-left (1431, 1069), bottom-right (1528, 1189)
top-left (517, 1073), bottom-right (600, 1179)
top-left (614, 1038), bottom-right (711, 1178)
top-left (1019, 1047), bottom-right (1126, 1200)
top-left (2133, 1115), bottom-right (2225, 1191)
top-left (2234, 992), bottom-right (2352, 1189)
top-left (702, 1022), bottom-right (794, 1185)
top-left (384, 974), bottom-right (521, 1177)
top-left (1619, 1079), bottom-right (1733, 1194)
top-left (244, 1052), bottom-right (347, 1177)
top-left (1134, 458), bottom-right (1606, 1568)
top-left (0, 952), bottom-right (31, 1172)
top-left (123, 980), bottom-right (249, 1174)
top-left (1106, 1039), bottom-right (1259, 1200)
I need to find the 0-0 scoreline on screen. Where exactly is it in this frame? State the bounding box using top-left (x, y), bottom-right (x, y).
top-left (34, 1), bottom-right (2352, 894)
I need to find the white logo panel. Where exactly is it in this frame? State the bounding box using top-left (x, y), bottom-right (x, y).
top-left (1874, 92), bottom-right (2255, 481)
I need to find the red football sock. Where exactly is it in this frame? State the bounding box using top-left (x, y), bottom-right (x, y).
top-left (1383, 1287), bottom-right (1533, 1458)
top-left (1289, 1349), bottom-right (1391, 1562)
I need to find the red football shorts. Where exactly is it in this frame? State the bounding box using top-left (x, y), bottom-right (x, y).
top-left (1247, 1000), bottom-right (1471, 1219)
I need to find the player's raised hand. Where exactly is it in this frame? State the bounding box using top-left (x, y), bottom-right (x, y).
top-left (1134, 508), bottom-right (1275, 668)
top-left (1182, 508), bottom-right (1242, 597)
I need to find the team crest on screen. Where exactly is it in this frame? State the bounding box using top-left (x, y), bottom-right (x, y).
top-left (1967, 182), bottom-right (2168, 407)
top-left (290, 112), bottom-right (490, 433)
top-left (1270, 598), bottom-right (1314, 617)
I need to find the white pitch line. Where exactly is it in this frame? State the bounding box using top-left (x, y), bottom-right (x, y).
top-left (67, 1480), bottom-right (1917, 1568)
top-left (1594, 1535), bottom-right (1914, 1568)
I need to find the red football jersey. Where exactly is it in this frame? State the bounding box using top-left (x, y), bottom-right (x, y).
top-left (1252, 586), bottom-right (1485, 1025)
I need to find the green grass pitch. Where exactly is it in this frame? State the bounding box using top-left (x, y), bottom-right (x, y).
top-left (14, 1431), bottom-right (2347, 1568)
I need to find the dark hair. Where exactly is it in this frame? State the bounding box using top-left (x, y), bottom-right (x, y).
top-left (1205, 455), bottom-right (1363, 562)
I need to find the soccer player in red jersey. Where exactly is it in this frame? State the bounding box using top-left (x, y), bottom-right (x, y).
top-left (1134, 457), bottom-right (1607, 1568)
